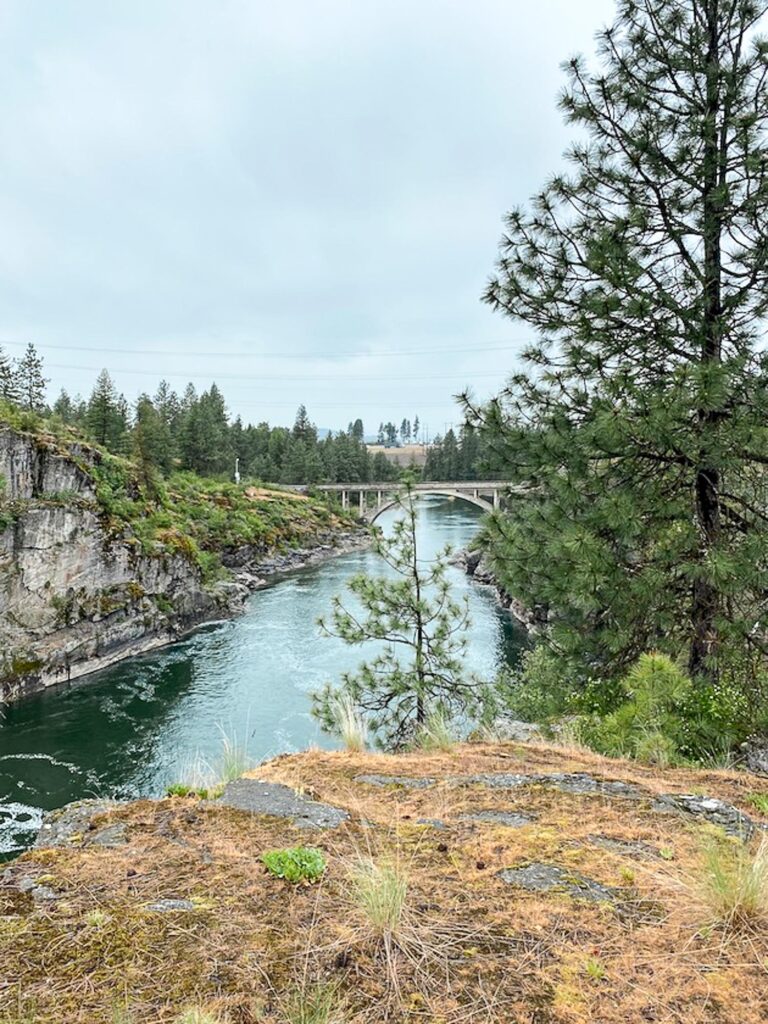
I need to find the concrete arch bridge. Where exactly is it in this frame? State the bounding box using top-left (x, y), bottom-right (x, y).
top-left (296, 481), bottom-right (512, 523)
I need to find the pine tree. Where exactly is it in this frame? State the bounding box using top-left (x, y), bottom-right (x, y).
top-left (86, 370), bottom-right (126, 451)
top-left (52, 389), bottom-right (74, 422)
top-left (0, 347), bottom-right (19, 405)
top-left (15, 343), bottom-right (47, 412)
top-left (413, 415), bottom-right (420, 443)
top-left (292, 404), bottom-right (317, 445)
top-left (469, 0), bottom-right (768, 695)
top-left (133, 394), bottom-right (173, 480)
top-left (312, 482), bottom-right (480, 747)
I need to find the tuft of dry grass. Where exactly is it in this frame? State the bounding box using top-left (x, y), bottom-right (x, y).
top-left (347, 856), bottom-right (408, 943)
top-left (415, 710), bottom-right (456, 753)
top-left (330, 694), bottom-right (368, 753)
top-left (698, 836), bottom-right (768, 930)
top-left (281, 982), bottom-right (341, 1024)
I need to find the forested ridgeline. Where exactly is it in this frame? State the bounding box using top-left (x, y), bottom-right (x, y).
top-left (0, 348), bottom-right (407, 485)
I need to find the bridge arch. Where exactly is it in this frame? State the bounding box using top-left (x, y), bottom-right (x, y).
top-left (367, 489), bottom-right (494, 523)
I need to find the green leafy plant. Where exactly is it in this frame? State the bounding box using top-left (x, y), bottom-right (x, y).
top-left (261, 847), bottom-right (327, 884)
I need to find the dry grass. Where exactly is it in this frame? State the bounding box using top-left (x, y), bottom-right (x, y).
top-left (3, 741), bottom-right (768, 1023)
top-left (697, 836), bottom-right (768, 930)
top-left (329, 695), bottom-right (368, 753)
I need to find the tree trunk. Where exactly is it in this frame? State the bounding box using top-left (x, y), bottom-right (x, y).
top-left (689, 0), bottom-right (723, 682)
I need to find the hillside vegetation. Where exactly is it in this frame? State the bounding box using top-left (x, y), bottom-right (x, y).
top-left (0, 400), bottom-right (356, 582)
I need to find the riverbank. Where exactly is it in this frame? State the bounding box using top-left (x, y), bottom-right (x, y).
top-left (4, 739), bottom-right (768, 1023)
top-left (454, 547), bottom-right (545, 630)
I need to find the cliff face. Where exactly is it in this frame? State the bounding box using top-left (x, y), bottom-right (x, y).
top-left (0, 428), bottom-right (234, 701)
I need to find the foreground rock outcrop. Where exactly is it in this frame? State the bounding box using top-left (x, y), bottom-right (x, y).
top-left (0, 423), bottom-right (365, 700)
top-left (3, 741), bottom-right (768, 1023)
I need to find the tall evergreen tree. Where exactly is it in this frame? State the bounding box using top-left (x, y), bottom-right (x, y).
top-left (469, 0), bottom-right (768, 694)
top-left (52, 389), bottom-right (75, 422)
top-left (133, 394), bottom-right (173, 479)
top-left (292, 404), bottom-right (317, 445)
top-left (15, 343), bottom-right (47, 412)
top-left (86, 370), bottom-right (126, 451)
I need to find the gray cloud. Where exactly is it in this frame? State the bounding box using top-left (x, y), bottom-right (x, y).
top-left (0, 0), bottom-right (615, 432)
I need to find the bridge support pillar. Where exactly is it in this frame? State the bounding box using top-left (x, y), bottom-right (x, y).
top-left (493, 490), bottom-right (499, 509)
top-left (359, 491), bottom-right (365, 515)
top-left (341, 491), bottom-right (348, 511)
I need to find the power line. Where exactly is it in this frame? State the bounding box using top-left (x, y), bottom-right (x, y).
top-left (42, 362), bottom-right (507, 383)
top-left (0, 338), bottom-right (528, 360)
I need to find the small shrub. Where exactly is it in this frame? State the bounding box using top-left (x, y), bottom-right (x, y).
top-left (496, 646), bottom-right (578, 723)
top-left (165, 783), bottom-right (201, 799)
top-left (584, 956), bottom-right (606, 981)
top-left (580, 653), bottom-right (692, 765)
top-left (347, 857), bottom-right (407, 941)
top-left (262, 847), bottom-right (327, 884)
top-left (698, 837), bottom-right (768, 930)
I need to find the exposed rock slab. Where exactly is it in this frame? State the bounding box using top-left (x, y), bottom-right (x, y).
top-left (459, 771), bottom-right (643, 799)
top-left (144, 899), bottom-right (197, 913)
top-left (498, 863), bottom-right (618, 902)
top-left (34, 799), bottom-right (118, 848)
top-left (652, 793), bottom-right (755, 838)
top-left (218, 779), bottom-right (349, 829)
top-left (586, 834), bottom-right (661, 860)
top-left (463, 810), bottom-right (535, 828)
top-left (354, 774), bottom-right (436, 790)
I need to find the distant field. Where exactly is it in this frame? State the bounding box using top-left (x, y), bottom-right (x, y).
top-left (367, 443), bottom-right (430, 467)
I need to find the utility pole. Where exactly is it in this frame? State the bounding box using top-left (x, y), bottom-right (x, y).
top-left (234, 457), bottom-right (240, 485)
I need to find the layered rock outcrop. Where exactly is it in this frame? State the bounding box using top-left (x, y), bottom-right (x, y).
top-left (0, 430), bottom-right (234, 700)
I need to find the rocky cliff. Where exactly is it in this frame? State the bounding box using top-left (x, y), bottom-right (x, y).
top-left (0, 423), bottom-right (363, 701)
top-left (0, 427), bottom-right (239, 700)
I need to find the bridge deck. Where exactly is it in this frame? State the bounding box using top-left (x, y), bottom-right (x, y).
top-left (294, 481), bottom-right (509, 492)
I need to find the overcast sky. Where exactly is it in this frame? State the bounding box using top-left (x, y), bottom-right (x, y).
top-left (0, 0), bottom-right (615, 434)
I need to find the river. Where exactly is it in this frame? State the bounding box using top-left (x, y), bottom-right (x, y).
top-left (0, 496), bottom-right (525, 857)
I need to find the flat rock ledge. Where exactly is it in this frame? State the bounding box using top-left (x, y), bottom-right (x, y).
top-left (34, 799), bottom-right (125, 849)
top-left (354, 771), bottom-right (756, 837)
top-left (354, 774), bottom-right (436, 790)
top-left (462, 810), bottom-right (536, 828)
top-left (498, 863), bottom-right (619, 902)
top-left (218, 779), bottom-right (350, 829)
top-left (652, 793), bottom-right (755, 838)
